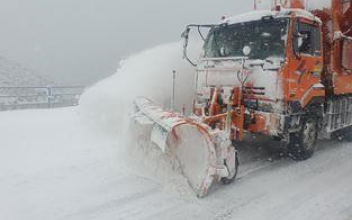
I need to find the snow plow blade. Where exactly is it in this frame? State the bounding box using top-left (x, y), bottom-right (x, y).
top-left (131, 97), bottom-right (239, 197)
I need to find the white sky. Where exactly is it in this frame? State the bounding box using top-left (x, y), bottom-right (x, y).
top-left (0, 0), bottom-right (330, 85)
top-left (0, 0), bottom-right (254, 85)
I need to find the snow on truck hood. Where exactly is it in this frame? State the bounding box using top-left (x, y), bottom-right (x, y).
top-left (221, 9), bottom-right (322, 25)
top-left (196, 58), bottom-right (284, 105)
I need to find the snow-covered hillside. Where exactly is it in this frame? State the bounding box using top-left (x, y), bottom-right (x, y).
top-left (0, 56), bottom-right (81, 111)
top-left (0, 56), bottom-right (54, 87)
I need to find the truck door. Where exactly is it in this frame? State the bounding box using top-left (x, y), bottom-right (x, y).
top-left (289, 19), bottom-right (324, 108)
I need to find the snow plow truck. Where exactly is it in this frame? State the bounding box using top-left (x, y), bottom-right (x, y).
top-left (132, 0), bottom-right (352, 197)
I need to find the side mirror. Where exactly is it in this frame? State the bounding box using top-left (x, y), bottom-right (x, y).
top-left (181, 27), bottom-right (190, 40)
top-left (220, 47), bottom-right (228, 57)
top-left (293, 19), bottom-right (303, 58)
top-left (243, 45), bottom-right (251, 56)
top-left (181, 27), bottom-right (190, 60)
top-left (294, 28), bottom-right (310, 54)
top-left (293, 34), bottom-right (303, 58)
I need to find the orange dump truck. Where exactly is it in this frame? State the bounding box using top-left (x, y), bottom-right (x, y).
top-left (133, 0), bottom-right (352, 197)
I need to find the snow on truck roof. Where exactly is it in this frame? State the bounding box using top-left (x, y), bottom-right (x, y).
top-left (221, 8), bottom-right (322, 25)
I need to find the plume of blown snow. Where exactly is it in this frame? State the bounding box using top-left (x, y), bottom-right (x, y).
top-left (79, 41), bottom-right (203, 199)
top-left (79, 41), bottom-right (199, 136)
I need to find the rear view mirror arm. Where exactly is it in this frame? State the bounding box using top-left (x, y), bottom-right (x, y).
top-left (181, 24), bottom-right (216, 67)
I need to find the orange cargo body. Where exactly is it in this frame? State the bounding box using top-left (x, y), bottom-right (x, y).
top-left (342, 40), bottom-right (352, 70)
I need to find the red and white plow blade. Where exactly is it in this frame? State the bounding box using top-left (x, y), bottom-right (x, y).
top-left (132, 97), bottom-right (238, 197)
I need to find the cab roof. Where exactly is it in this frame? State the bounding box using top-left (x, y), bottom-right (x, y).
top-left (221, 8), bottom-right (322, 25)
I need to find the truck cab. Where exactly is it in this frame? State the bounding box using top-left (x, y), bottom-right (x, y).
top-left (188, 8), bottom-right (326, 160)
top-left (180, 0), bottom-right (352, 161)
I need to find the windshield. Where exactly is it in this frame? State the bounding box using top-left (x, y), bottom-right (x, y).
top-left (203, 18), bottom-right (289, 60)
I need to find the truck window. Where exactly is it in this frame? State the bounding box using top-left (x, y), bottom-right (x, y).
top-left (203, 18), bottom-right (289, 60)
top-left (295, 22), bottom-right (321, 56)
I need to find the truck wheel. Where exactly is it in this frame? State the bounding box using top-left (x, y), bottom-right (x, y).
top-left (221, 152), bottom-right (239, 185)
top-left (288, 117), bottom-right (318, 161)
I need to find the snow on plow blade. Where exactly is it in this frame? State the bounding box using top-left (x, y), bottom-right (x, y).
top-left (132, 97), bottom-right (238, 197)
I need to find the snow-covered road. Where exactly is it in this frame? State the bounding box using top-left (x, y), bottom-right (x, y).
top-left (0, 107), bottom-right (351, 220)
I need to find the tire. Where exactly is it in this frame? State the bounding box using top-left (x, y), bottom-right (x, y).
top-left (288, 116), bottom-right (318, 161)
top-left (221, 153), bottom-right (239, 185)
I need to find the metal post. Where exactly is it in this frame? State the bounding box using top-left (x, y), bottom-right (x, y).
top-left (171, 70), bottom-right (176, 111)
top-left (47, 87), bottom-right (52, 108)
top-left (254, 0), bottom-right (257, 10)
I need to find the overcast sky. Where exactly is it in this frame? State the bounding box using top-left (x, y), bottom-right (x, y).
top-left (0, 0), bottom-right (329, 85)
top-left (0, 0), bottom-right (257, 85)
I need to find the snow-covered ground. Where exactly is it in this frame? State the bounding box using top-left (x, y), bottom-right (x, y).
top-left (1, 10), bottom-right (351, 216)
top-left (0, 107), bottom-right (352, 220)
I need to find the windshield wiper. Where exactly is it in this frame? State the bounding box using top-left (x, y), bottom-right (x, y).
top-left (212, 31), bottom-right (222, 57)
